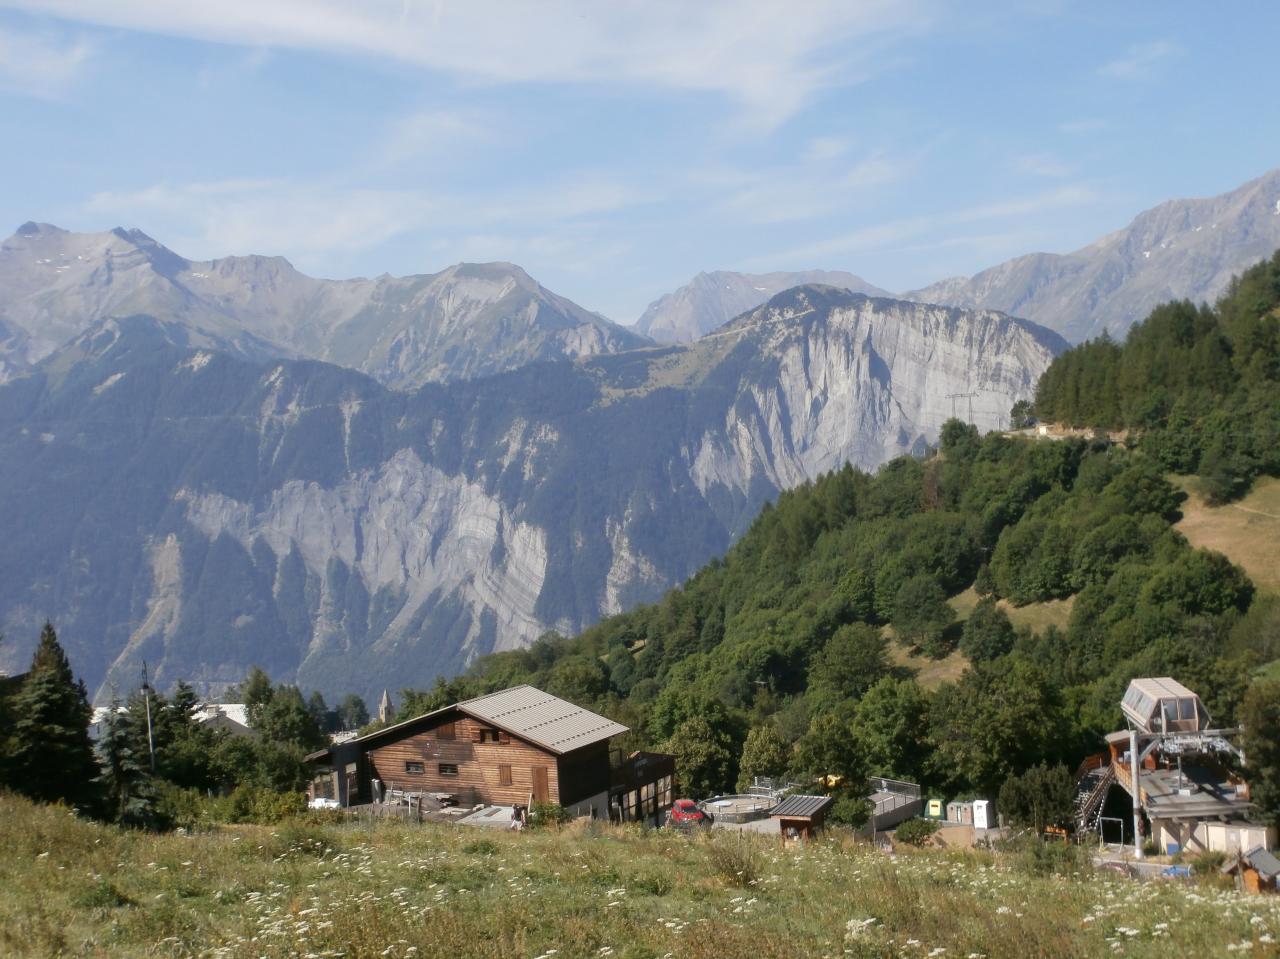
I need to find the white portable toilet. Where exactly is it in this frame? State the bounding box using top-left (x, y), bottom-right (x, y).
top-left (973, 799), bottom-right (992, 830)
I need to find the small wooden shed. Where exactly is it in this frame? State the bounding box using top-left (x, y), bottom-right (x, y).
top-left (1222, 846), bottom-right (1280, 894)
top-left (770, 794), bottom-right (834, 840)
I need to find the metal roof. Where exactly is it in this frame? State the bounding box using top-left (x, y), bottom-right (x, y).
top-left (1225, 846), bottom-right (1280, 879)
top-left (308, 685), bottom-right (628, 759)
top-left (770, 794), bottom-right (834, 818)
top-left (458, 685), bottom-right (629, 755)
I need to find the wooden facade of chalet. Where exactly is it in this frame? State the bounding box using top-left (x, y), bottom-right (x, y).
top-left (307, 686), bottom-right (662, 821)
top-left (364, 710), bottom-right (610, 809)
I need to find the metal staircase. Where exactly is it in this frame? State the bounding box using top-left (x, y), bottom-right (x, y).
top-left (1073, 756), bottom-right (1114, 836)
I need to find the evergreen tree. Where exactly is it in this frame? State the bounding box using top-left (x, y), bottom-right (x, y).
top-left (237, 666), bottom-right (275, 728)
top-left (337, 693), bottom-right (370, 730)
top-left (96, 698), bottom-right (160, 828)
top-left (998, 763), bottom-right (1076, 834)
top-left (6, 623), bottom-right (101, 812)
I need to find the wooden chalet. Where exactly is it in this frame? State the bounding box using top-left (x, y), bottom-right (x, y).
top-left (307, 685), bottom-right (666, 821)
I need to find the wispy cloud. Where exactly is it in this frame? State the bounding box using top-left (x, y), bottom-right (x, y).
top-left (715, 149), bottom-right (911, 224)
top-left (6, 0), bottom-right (932, 127)
top-left (81, 170), bottom-right (651, 273)
top-left (744, 184), bottom-right (1098, 267)
top-left (0, 21), bottom-right (92, 98)
top-left (1097, 40), bottom-right (1181, 80)
top-left (373, 109), bottom-right (496, 168)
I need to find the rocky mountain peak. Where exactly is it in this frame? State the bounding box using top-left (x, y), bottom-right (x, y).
top-left (0, 227), bottom-right (645, 389)
top-left (635, 269), bottom-right (889, 344)
top-left (906, 165), bottom-right (1280, 342)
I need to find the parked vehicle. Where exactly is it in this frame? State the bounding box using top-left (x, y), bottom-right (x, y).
top-left (667, 799), bottom-right (713, 827)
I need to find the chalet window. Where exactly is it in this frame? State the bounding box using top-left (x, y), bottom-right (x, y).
top-left (499, 764), bottom-right (512, 786)
top-left (475, 727), bottom-right (506, 744)
top-left (438, 763), bottom-right (459, 777)
top-left (437, 722), bottom-right (456, 741)
top-left (405, 761), bottom-right (424, 774)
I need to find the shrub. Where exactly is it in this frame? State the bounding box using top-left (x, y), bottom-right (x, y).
top-left (830, 795), bottom-right (873, 828)
top-left (1190, 849), bottom-right (1228, 875)
top-left (996, 833), bottom-right (1085, 876)
top-left (212, 785), bottom-right (305, 824)
top-left (703, 834), bottom-right (761, 887)
top-left (527, 801), bottom-right (570, 829)
top-left (72, 878), bottom-right (133, 910)
top-left (893, 818), bottom-right (940, 846)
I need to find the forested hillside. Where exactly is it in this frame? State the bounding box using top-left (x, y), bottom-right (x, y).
top-left (397, 257), bottom-right (1280, 812)
top-left (1035, 250), bottom-right (1280, 502)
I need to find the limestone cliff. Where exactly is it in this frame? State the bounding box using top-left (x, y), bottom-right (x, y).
top-left (0, 289), bottom-right (1062, 701)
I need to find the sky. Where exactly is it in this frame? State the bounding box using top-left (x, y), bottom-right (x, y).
top-left (0, 1), bottom-right (1277, 323)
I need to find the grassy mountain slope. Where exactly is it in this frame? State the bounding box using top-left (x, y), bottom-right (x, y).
top-left (402, 255), bottom-right (1280, 801)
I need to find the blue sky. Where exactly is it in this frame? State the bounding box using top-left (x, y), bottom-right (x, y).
top-left (0, 1), bottom-right (1276, 321)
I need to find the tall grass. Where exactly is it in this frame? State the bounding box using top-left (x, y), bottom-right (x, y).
top-left (1, 793), bottom-right (1278, 958)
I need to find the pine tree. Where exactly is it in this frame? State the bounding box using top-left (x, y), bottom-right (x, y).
top-left (96, 698), bottom-right (160, 828)
top-left (7, 623), bottom-right (101, 813)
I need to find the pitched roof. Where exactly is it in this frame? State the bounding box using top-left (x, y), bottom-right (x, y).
top-left (1244, 846), bottom-right (1280, 880)
top-left (458, 685), bottom-right (629, 754)
top-left (770, 794), bottom-right (834, 818)
top-left (311, 684), bottom-right (629, 759)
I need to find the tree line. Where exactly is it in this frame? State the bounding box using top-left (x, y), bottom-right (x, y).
top-left (0, 624), bottom-right (372, 828)
top-left (1034, 250), bottom-right (1280, 503)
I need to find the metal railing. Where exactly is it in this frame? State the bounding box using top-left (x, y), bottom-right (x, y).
top-left (868, 777), bottom-right (921, 798)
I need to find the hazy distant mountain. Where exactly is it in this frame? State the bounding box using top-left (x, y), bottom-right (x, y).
top-left (907, 168), bottom-right (1280, 342)
top-left (0, 289), bottom-right (1061, 702)
top-left (0, 223), bottom-right (648, 388)
top-left (634, 269), bottom-right (889, 343)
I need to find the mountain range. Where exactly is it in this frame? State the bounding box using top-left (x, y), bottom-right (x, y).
top-left (0, 289), bottom-right (1061, 701)
top-left (638, 168), bottom-right (1280, 344)
top-left (2, 166), bottom-right (1277, 701)
top-left (0, 223), bottom-right (647, 390)
top-left (634, 270), bottom-right (888, 344)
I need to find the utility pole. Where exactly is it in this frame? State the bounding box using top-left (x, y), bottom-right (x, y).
top-left (141, 661), bottom-right (156, 774)
top-left (945, 391), bottom-right (979, 425)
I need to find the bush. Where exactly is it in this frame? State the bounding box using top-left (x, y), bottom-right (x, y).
top-left (996, 832), bottom-right (1085, 876)
top-left (1190, 849), bottom-right (1227, 875)
top-left (526, 801), bottom-right (570, 829)
top-left (212, 785), bottom-right (305, 824)
top-left (703, 834), bottom-right (761, 887)
top-left (830, 795), bottom-right (873, 828)
top-left (893, 818), bottom-right (940, 845)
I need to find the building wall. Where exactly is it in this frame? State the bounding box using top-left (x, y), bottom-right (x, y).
top-left (556, 741), bottom-right (611, 808)
top-left (1198, 821), bottom-right (1276, 854)
top-left (367, 713), bottom-right (562, 807)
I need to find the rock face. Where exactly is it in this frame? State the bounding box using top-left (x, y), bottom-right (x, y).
top-left (0, 289), bottom-right (1062, 702)
top-left (907, 168), bottom-right (1280, 343)
top-left (0, 223), bottom-right (647, 388)
top-left (634, 269), bottom-right (888, 343)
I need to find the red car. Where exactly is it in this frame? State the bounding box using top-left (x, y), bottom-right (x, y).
top-left (668, 799), bottom-right (712, 827)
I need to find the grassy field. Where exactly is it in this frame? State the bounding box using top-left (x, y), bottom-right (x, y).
top-left (1174, 476), bottom-right (1280, 596)
top-left (886, 637), bottom-right (970, 690)
top-left (947, 587), bottom-right (1076, 636)
top-left (3, 795), bottom-right (1278, 959)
